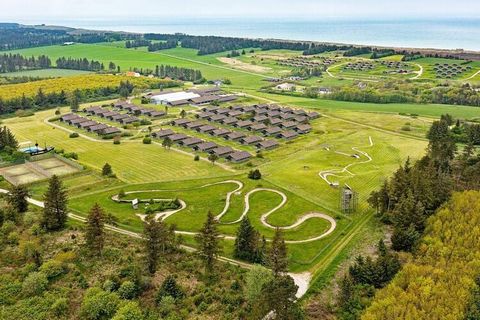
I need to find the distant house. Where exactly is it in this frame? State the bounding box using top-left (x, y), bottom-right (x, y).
top-left (190, 95), bottom-right (220, 105)
top-left (69, 117), bottom-right (89, 125)
top-left (196, 112), bottom-right (214, 120)
top-left (240, 136), bottom-right (263, 145)
top-left (101, 127), bottom-right (121, 135)
top-left (60, 114), bottom-right (79, 122)
top-left (254, 108), bottom-right (268, 116)
top-left (229, 105), bottom-right (244, 111)
top-left (210, 128), bottom-right (230, 137)
top-left (120, 117), bottom-right (139, 125)
top-left (228, 110), bottom-right (243, 118)
top-left (256, 140), bottom-right (279, 150)
top-left (87, 124), bottom-right (109, 133)
top-left (292, 109), bottom-right (307, 116)
top-left (201, 106), bottom-right (220, 113)
top-left (266, 105), bottom-right (281, 111)
top-left (169, 134), bottom-right (189, 142)
top-left (168, 99), bottom-right (190, 107)
top-left (280, 107), bottom-right (293, 114)
top-left (249, 123), bottom-right (267, 132)
top-left (171, 119), bottom-right (192, 126)
top-left (277, 130), bottom-right (298, 140)
top-left (197, 125), bottom-right (216, 133)
top-left (145, 110), bottom-right (166, 117)
top-left (217, 95), bottom-right (238, 103)
top-left (221, 117), bottom-right (238, 126)
top-left (266, 111), bottom-right (281, 118)
top-left (242, 106), bottom-right (255, 113)
top-left (209, 114), bottom-right (227, 122)
top-left (294, 124), bottom-right (312, 134)
top-left (179, 137), bottom-right (203, 147)
top-left (215, 108), bottom-right (231, 115)
top-left (211, 146), bottom-right (234, 157)
top-left (111, 114), bottom-right (129, 122)
top-left (280, 121), bottom-right (297, 129)
top-left (234, 120), bottom-right (252, 129)
top-left (225, 132), bottom-right (246, 141)
top-left (193, 142), bottom-right (218, 152)
top-left (268, 118), bottom-right (283, 126)
top-left (307, 112), bottom-right (321, 119)
top-left (152, 129), bottom-right (174, 138)
top-left (227, 151), bottom-right (252, 163)
top-left (77, 121), bottom-right (98, 129)
top-left (279, 113), bottom-right (296, 120)
top-left (186, 122), bottom-right (204, 130)
top-left (275, 83), bottom-right (296, 91)
top-left (85, 107), bottom-right (103, 115)
top-left (294, 116), bottom-right (308, 123)
top-left (101, 111), bottom-right (118, 119)
top-left (253, 115), bottom-right (268, 123)
top-left (262, 126), bottom-right (282, 136)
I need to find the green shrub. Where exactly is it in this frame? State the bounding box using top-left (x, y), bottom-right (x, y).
top-left (51, 297), bottom-right (68, 317)
top-left (118, 281), bottom-right (137, 300)
top-left (64, 152), bottom-right (79, 160)
top-left (142, 137), bottom-right (152, 144)
top-left (157, 275), bottom-right (184, 303)
top-left (80, 287), bottom-right (120, 320)
top-left (194, 155), bottom-right (200, 161)
top-left (39, 260), bottom-right (65, 280)
top-left (22, 272), bottom-right (48, 297)
top-left (69, 132), bottom-right (79, 138)
top-left (112, 301), bottom-right (144, 320)
top-left (401, 125), bottom-right (412, 131)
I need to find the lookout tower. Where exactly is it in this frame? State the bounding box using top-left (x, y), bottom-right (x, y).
top-left (340, 184), bottom-right (358, 213)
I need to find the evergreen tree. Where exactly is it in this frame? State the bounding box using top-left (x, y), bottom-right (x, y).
top-left (85, 203), bottom-right (105, 255)
top-left (269, 228), bottom-right (288, 276)
top-left (143, 218), bottom-right (165, 274)
top-left (179, 109), bottom-right (187, 118)
top-left (102, 163), bottom-right (113, 176)
top-left (234, 217), bottom-right (258, 262)
top-left (162, 137), bottom-right (172, 149)
top-left (0, 126), bottom-right (19, 150)
top-left (69, 89), bottom-right (81, 112)
top-left (195, 211), bottom-right (222, 273)
top-left (7, 184), bottom-right (29, 213)
top-left (248, 169), bottom-right (262, 180)
top-left (42, 175), bottom-right (68, 231)
top-left (156, 275), bottom-right (184, 302)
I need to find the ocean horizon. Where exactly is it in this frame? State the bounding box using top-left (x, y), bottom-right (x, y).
top-left (12, 17), bottom-right (480, 51)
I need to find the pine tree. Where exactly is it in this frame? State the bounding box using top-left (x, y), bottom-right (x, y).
top-left (69, 90), bottom-right (80, 112)
top-left (7, 184), bottom-right (29, 213)
top-left (268, 228), bottom-right (288, 276)
top-left (156, 275), bottom-right (184, 302)
top-left (102, 163), bottom-right (113, 176)
top-left (85, 203), bottom-right (105, 255)
top-left (234, 217), bottom-right (258, 262)
top-left (143, 218), bottom-right (170, 274)
top-left (195, 211), bottom-right (222, 273)
top-left (42, 175), bottom-right (68, 231)
top-left (179, 109), bottom-right (187, 118)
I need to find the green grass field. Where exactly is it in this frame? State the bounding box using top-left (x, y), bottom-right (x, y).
top-left (1, 68), bottom-right (92, 78)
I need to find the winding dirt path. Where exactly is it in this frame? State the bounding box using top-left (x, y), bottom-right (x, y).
top-left (110, 181), bottom-right (336, 244)
top-left (319, 136), bottom-right (374, 185)
top-left (410, 63), bottom-right (424, 80)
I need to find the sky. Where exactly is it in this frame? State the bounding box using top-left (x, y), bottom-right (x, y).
top-left (1, 0), bottom-right (479, 22)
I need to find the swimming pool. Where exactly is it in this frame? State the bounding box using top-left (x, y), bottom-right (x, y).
top-left (20, 146), bottom-right (42, 154)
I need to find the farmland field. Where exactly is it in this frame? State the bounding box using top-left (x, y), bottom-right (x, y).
top-left (2, 40), bottom-right (480, 296)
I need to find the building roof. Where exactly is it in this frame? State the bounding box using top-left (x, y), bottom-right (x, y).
top-left (225, 132), bottom-right (246, 140)
top-left (256, 140), bottom-right (279, 149)
top-left (249, 123), bottom-right (267, 131)
top-left (78, 121), bottom-right (98, 128)
top-left (195, 142), bottom-right (218, 151)
top-left (209, 114), bottom-right (227, 122)
top-left (186, 121), bottom-right (204, 129)
top-left (252, 115), bottom-right (268, 123)
top-left (197, 125), bottom-right (216, 132)
top-left (121, 117), bottom-right (139, 124)
top-left (88, 124), bottom-right (109, 132)
top-left (221, 117), bottom-right (238, 125)
top-left (60, 113), bottom-right (79, 121)
top-left (241, 136), bottom-right (263, 144)
top-left (295, 124), bottom-right (312, 132)
top-left (228, 110), bottom-right (243, 117)
top-left (280, 121), bottom-right (297, 128)
top-left (280, 113), bottom-right (296, 120)
top-left (278, 130), bottom-right (298, 139)
top-left (227, 151), bottom-right (252, 162)
top-left (189, 95), bottom-right (220, 105)
top-left (111, 114), bottom-right (129, 121)
top-left (152, 129), bottom-right (174, 138)
top-left (169, 133), bottom-right (189, 141)
top-left (307, 111), bottom-right (321, 119)
top-left (151, 91), bottom-right (200, 104)
top-left (148, 111), bottom-right (166, 117)
top-left (171, 118), bottom-right (191, 126)
top-left (197, 112), bottom-right (214, 119)
top-left (263, 126), bottom-right (282, 135)
top-left (70, 117), bottom-right (89, 124)
top-left (215, 108), bottom-right (231, 115)
top-left (236, 120), bottom-right (252, 128)
top-left (168, 99), bottom-right (190, 106)
top-left (292, 109), bottom-right (308, 116)
top-left (102, 127), bottom-right (121, 135)
top-left (212, 146), bottom-right (234, 156)
top-left (217, 95), bottom-right (238, 103)
top-left (268, 118), bottom-right (283, 125)
top-left (211, 128), bottom-right (230, 136)
top-left (181, 137), bottom-right (203, 146)
top-left (102, 111), bottom-right (118, 118)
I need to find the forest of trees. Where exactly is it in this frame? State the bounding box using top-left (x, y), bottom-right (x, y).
top-left (0, 54), bottom-right (51, 73)
top-left (0, 24), bottom-right (138, 51)
top-left (55, 57), bottom-right (105, 71)
top-left (153, 64), bottom-right (204, 82)
top-left (125, 39), bottom-right (151, 48)
top-left (147, 40), bottom-right (177, 52)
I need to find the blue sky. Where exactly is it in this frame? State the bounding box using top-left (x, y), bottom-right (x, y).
top-left (1, 0), bottom-right (480, 21)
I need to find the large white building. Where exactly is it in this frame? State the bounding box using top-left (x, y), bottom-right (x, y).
top-left (151, 91), bottom-right (200, 105)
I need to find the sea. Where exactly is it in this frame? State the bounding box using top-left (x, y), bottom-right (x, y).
top-left (22, 18), bottom-right (480, 51)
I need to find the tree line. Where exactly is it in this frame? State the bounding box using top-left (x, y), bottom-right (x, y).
top-left (0, 54), bottom-right (51, 73)
top-left (55, 57), bottom-right (109, 71)
top-left (0, 24), bottom-right (139, 51)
